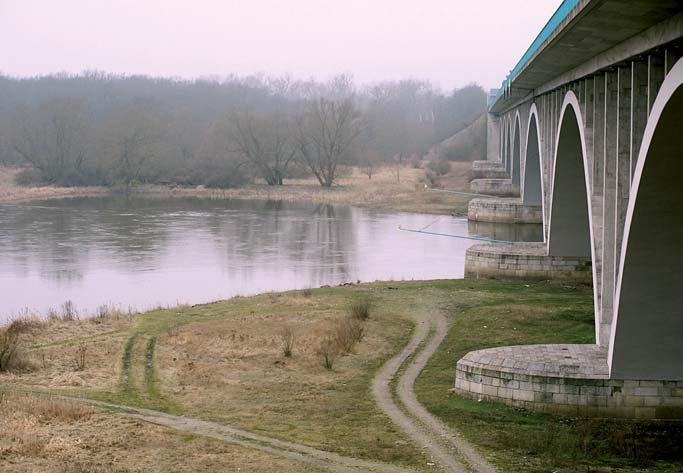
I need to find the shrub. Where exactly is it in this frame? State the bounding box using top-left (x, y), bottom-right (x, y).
top-left (317, 337), bottom-right (338, 370)
top-left (302, 288), bottom-right (313, 298)
top-left (0, 327), bottom-right (20, 372)
top-left (349, 297), bottom-right (372, 320)
top-left (427, 159), bottom-right (451, 176)
top-left (424, 170), bottom-right (440, 188)
top-left (60, 300), bottom-right (78, 321)
top-left (14, 168), bottom-right (44, 186)
top-left (333, 317), bottom-right (364, 354)
top-left (0, 317), bottom-right (41, 372)
top-left (74, 344), bottom-right (87, 371)
top-left (279, 326), bottom-right (295, 358)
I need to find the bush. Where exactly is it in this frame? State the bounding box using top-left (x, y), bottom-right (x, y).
top-left (424, 170), bottom-right (440, 188)
top-left (73, 344), bottom-right (87, 371)
top-left (427, 159), bottom-right (451, 176)
top-left (61, 300), bottom-right (78, 321)
top-left (349, 297), bottom-right (372, 320)
top-left (333, 317), bottom-right (364, 354)
top-left (302, 288), bottom-right (313, 298)
top-left (0, 327), bottom-right (20, 372)
top-left (317, 337), bottom-right (339, 370)
top-left (14, 168), bottom-right (44, 186)
top-left (279, 326), bottom-right (295, 358)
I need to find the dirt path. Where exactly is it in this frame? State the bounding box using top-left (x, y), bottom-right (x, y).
top-left (13, 391), bottom-right (415, 473)
top-left (372, 310), bottom-right (497, 473)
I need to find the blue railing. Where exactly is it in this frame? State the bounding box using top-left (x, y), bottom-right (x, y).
top-left (489, 0), bottom-right (583, 110)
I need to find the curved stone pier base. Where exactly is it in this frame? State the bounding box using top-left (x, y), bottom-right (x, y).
top-left (471, 160), bottom-right (508, 179)
top-left (454, 344), bottom-right (683, 419)
top-left (470, 178), bottom-right (518, 197)
top-left (468, 198), bottom-right (542, 223)
top-left (465, 242), bottom-right (591, 281)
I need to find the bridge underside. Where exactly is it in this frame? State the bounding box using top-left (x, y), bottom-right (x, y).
top-left (457, 3), bottom-right (683, 418)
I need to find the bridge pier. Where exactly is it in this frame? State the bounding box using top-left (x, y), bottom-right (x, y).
top-left (464, 242), bottom-right (591, 281)
top-left (470, 160), bottom-right (508, 179)
top-left (467, 198), bottom-right (542, 224)
top-left (469, 178), bottom-right (518, 197)
top-left (454, 344), bottom-right (683, 419)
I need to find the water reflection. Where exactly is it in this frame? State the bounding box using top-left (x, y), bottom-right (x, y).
top-left (0, 197), bottom-right (488, 319)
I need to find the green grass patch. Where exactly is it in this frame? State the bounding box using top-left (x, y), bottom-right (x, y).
top-left (414, 280), bottom-right (683, 473)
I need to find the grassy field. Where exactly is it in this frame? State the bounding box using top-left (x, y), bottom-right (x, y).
top-left (3, 280), bottom-right (681, 472)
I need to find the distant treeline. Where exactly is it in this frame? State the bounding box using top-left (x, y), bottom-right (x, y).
top-left (0, 72), bottom-right (486, 188)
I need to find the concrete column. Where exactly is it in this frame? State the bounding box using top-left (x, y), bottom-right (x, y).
top-left (583, 77), bottom-right (595, 189)
top-left (648, 53), bottom-right (665, 115)
top-left (631, 60), bottom-right (648, 183)
top-left (592, 74), bottom-right (605, 320)
top-left (599, 70), bottom-right (618, 347)
top-left (542, 95), bottom-right (551, 237)
top-left (486, 113), bottom-right (500, 163)
top-left (616, 66), bottom-right (632, 276)
top-left (665, 47), bottom-right (680, 76)
top-left (593, 74), bottom-right (606, 198)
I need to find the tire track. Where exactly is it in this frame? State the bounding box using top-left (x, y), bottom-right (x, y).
top-left (9, 390), bottom-right (415, 473)
top-left (373, 310), bottom-right (496, 473)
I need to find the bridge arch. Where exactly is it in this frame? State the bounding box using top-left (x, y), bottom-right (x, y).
top-left (511, 111), bottom-right (522, 188)
top-left (547, 91), bottom-right (599, 338)
top-left (522, 104), bottom-right (543, 210)
top-left (609, 57), bottom-right (683, 380)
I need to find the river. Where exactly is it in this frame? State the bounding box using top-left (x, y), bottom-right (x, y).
top-left (0, 197), bottom-right (542, 320)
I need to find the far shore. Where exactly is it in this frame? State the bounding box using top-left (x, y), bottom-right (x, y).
top-left (0, 164), bottom-right (474, 216)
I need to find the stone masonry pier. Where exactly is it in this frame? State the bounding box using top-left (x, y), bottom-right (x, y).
top-left (470, 179), bottom-right (518, 197)
top-left (454, 344), bottom-right (683, 419)
top-left (468, 198), bottom-right (542, 224)
top-left (471, 160), bottom-right (508, 179)
top-left (464, 242), bottom-right (592, 281)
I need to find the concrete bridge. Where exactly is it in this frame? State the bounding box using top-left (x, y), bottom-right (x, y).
top-left (455, 0), bottom-right (683, 418)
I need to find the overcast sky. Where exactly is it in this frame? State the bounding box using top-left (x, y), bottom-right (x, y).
top-left (0, 0), bottom-right (560, 90)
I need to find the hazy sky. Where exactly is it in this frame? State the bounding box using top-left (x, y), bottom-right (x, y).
top-left (1, 0), bottom-right (560, 90)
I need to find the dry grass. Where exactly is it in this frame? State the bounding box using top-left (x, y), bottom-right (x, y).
top-left (1, 287), bottom-right (424, 468)
top-left (0, 164), bottom-right (474, 215)
top-left (332, 317), bottom-right (365, 354)
top-left (0, 166), bottom-right (109, 204)
top-left (279, 325), bottom-right (295, 358)
top-left (0, 392), bottom-right (311, 472)
top-left (349, 296), bottom-right (372, 320)
top-left (135, 164), bottom-right (474, 216)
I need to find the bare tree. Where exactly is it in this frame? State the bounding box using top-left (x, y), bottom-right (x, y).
top-left (230, 110), bottom-right (296, 186)
top-left (296, 97), bottom-right (363, 188)
top-left (102, 101), bottom-right (163, 188)
top-left (12, 99), bottom-right (88, 184)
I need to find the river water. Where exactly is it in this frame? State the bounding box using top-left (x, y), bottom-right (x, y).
top-left (0, 197), bottom-right (542, 320)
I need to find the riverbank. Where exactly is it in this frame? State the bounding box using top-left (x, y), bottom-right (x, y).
top-left (0, 164), bottom-right (474, 216)
top-left (2, 280), bottom-right (680, 472)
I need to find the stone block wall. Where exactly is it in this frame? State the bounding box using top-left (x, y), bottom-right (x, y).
top-left (471, 160), bottom-right (509, 179)
top-left (465, 242), bottom-right (592, 282)
top-left (470, 178), bottom-right (519, 197)
top-left (468, 198), bottom-right (542, 224)
top-left (455, 353), bottom-right (683, 419)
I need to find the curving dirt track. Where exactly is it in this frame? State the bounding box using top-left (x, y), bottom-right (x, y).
top-left (373, 310), bottom-right (497, 473)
